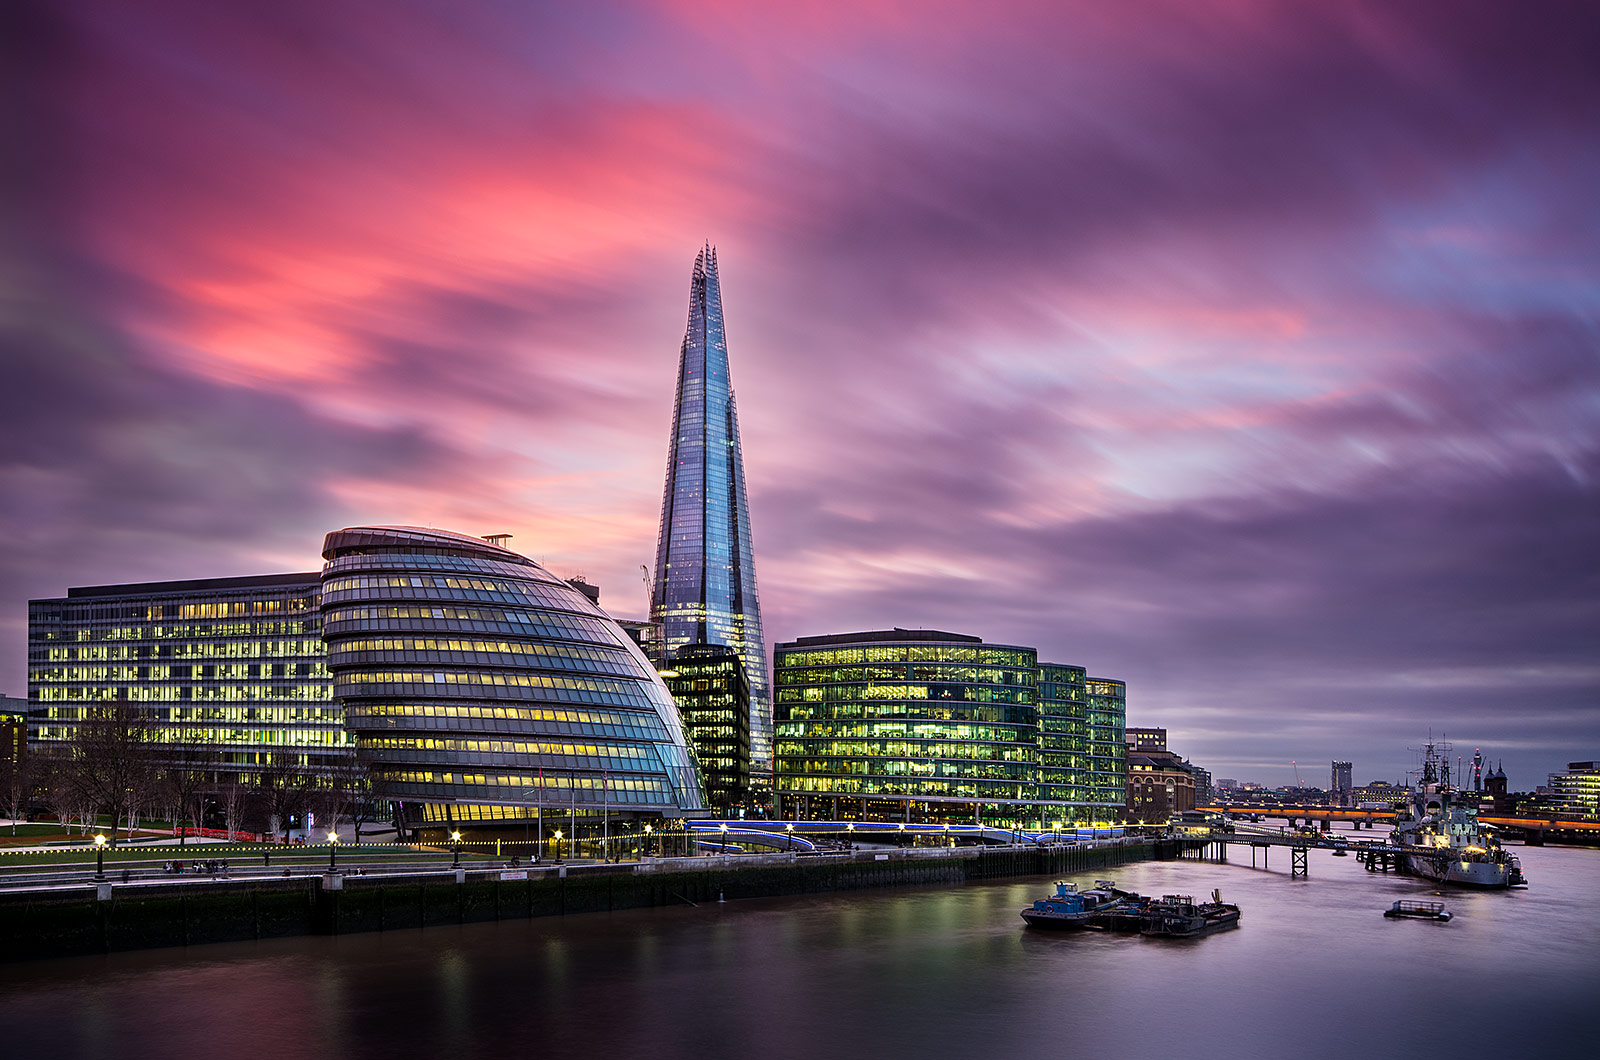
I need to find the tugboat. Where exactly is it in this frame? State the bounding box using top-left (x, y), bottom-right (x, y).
top-left (1020, 880), bottom-right (1138, 931)
top-left (1391, 739), bottom-right (1522, 889)
top-left (1139, 889), bottom-right (1241, 938)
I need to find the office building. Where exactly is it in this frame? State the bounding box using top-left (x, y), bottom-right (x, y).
top-left (1331, 760), bottom-right (1354, 806)
top-left (1543, 762), bottom-right (1600, 819)
top-left (28, 574), bottom-right (339, 781)
top-left (661, 644), bottom-right (752, 813)
top-left (1086, 678), bottom-right (1128, 815)
top-left (1, 695), bottom-right (26, 802)
top-left (1125, 727), bottom-right (1167, 752)
top-left (773, 629), bottom-right (1126, 828)
top-left (1353, 780), bottom-right (1408, 809)
top-left (650, 245), bottom-right (772, 775)
top-left (322, 525), bottom-right (707, 837)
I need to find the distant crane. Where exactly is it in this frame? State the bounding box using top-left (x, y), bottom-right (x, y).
top-left (641, 564), bottom-right (652, 614)
top-left (1292, 760), bottom-right (1303, 787)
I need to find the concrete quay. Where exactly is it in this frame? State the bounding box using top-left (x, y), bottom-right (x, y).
top-left (0, 838), bottom-right (1176, 962)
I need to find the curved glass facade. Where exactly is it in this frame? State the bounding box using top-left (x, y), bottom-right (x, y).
top-left (323, 526), bottom-right (706, 831)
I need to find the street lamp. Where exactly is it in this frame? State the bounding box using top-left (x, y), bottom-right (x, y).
top-left (553, 829), bottom-right (564, 864)
top-left (94, 833), bottom-right (107, 880)
top-left (450, 830), bottom-right (462, 869)
top-left (785, 822), bottom-right (794, 850)
top-left (643, 823), bottom-right (653, 859)
top-left (328, 831), bottom-right (339, 871)
top-left (897, 821), bottom-right (906, 847)
top-left (719, 822), bottom-right (730, 859)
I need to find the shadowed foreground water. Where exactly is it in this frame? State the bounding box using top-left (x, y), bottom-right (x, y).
top-left (2, 843), bottom-right (1597, 1060)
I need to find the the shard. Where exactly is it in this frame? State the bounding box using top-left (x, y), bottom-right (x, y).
top-left (651, 245), bottom-right (772, 777)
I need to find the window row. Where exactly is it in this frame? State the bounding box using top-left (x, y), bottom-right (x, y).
top-left (346, 703), bottom-right (670, 740)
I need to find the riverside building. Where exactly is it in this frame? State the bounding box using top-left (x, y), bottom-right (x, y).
top-left (660, 644), bottom-right (752, 813)
top-left (650, 245), bottom-right (772, 779)
top-left (27, 574), bottom-right (341, 782)
top-left (321, 526), bottom-right (707, 839)
top-left (772, 630), bottom-right (1126, 829)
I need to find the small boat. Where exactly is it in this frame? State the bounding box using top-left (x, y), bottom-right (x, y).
top-left (1139, 889), bottom-right (1241, 937)
top-left (1384, 899), bottom-right (1452, 921)
top-left (1020, 880), bottom-right (1138, 930)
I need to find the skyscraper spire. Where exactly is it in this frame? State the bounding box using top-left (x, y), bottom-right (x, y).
top-left (652, 245), bottom-right (772, 779)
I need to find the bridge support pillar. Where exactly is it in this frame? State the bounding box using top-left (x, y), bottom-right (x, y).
top-left (1291, 846), bottom-right (1308, 879)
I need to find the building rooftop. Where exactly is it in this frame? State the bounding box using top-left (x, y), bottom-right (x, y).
top-left (785, 629), bottom-right (983, 647)
top-left (58, 572), bottom-right (322, 599)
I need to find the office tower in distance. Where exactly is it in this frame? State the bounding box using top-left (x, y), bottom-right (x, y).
top-left (1331, 760), bottom-right (1354, 806)
top-left (651, 245), bottom-right (771, 786)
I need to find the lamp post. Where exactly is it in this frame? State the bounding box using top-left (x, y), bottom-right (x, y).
top-left (328, 831), bottom-right (340, 871)
top-left (897, 821), bottom-right (906, 848)
top-left (719, 822), bottom-right (729, 859)
top-left (846, 822), bottom-right (854, 851)
top-left (94, 833), bottom-right (107, 880)
top-left (515, 785), bottom-right (543, 863)
top-left (785, 822), bottom-right (794, 850)
top-left (553, 829), bottom-right (564, 864)
top-left (450, 830), bottom-right (462, 869)
top-left (643, 823), bottom-right (653, 859)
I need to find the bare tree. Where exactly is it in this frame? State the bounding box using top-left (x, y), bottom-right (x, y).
top-left (321, 749), bottom-right (387, 842)
top-left (255, 750), bottom-right (315, 842)
top-left (69, 703), bottom-right (160, 845)
top-left (3, 754), bottom-right (38, 836)
top-left (36, 752), bottom-right (77, 833)
top-left (159, 739), bottom-right (221, 848)
top-left (218, 779), bottom-right (249, 839)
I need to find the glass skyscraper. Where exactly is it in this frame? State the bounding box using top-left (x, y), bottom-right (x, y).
top-left (651, 245), bottom-right (772, 776)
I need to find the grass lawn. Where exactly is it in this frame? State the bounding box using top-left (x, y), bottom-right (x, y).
top-left (0, 824), bottom-right (77, 840)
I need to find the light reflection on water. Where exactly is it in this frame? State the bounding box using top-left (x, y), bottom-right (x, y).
top-left (3, 844), bottom-right (1597, 1060)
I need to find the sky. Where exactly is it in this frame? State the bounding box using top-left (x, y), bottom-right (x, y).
top-left (4, 0), bottom-right (1597, 790)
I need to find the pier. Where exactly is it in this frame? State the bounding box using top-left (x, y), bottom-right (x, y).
top-left (1170, 822), bottom-right (1467, 879)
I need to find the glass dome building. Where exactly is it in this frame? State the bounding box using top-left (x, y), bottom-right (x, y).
top-left (321, 526), bottom-right (707, 837)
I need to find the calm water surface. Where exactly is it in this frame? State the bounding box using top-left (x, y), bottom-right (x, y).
top-left (3, 843), bottom-right (1596, 1060)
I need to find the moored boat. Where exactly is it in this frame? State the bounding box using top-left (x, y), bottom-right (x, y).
top-left (1391, 739), bottom-right (1521, 889)
top-left (1020, 880), bottom-right (1137, 930)
top-left (1139, 889), bottom-right (1241, 938)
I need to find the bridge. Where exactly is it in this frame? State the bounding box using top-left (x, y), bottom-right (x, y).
top-left (1173, 820), bottom-right (1534, 879)
top-left (1200, 804), bottom-right (1600, 839)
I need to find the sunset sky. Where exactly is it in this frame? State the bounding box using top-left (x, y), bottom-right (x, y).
top-left (5, 0), bottom-right (1596, 788)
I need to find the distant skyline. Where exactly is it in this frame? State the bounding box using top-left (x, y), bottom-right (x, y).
top-left (5, 1), bottom-right (1596, 789)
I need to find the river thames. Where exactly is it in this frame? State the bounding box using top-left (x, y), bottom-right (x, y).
top-left (2, 842), bottom-right (1596, 1059)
